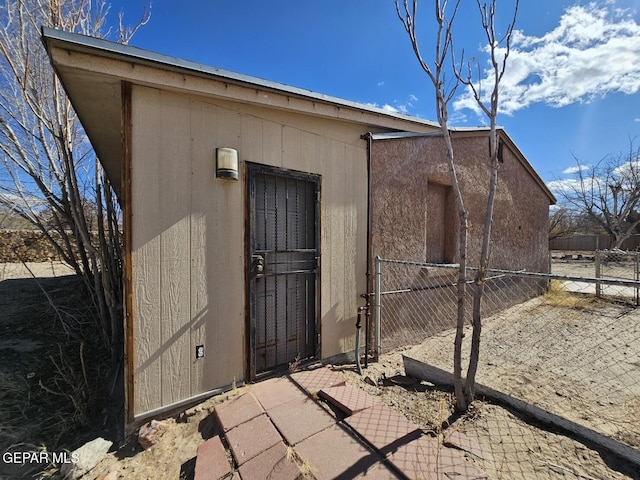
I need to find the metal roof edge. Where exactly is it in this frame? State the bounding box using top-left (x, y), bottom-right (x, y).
top-left (370, 126), bottom-right (495, 140)
top-left (41, 27), bottom-right (440, 129)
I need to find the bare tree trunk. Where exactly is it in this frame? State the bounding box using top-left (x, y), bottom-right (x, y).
top-left (442, 126), bottom-right (469, 411)
top-left (466, 130), bottom-right (499, 400)
top-left (461, 0), bottom-right (519, 403)
top-left (396, 0), bottom-right (469, 411)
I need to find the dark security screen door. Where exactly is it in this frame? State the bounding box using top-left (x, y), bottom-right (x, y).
top-left (248, 165), bottom-right (319, 377)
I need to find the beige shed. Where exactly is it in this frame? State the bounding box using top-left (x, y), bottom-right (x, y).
top-left (42, 28), bottom-right (553, 426)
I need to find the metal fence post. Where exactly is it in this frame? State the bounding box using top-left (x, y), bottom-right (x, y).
top-left (595, 250), bottom-right (601, 298)
top-left (633, 252), bottom-right (640, 307)
top-left (374, 256), bottom-right (382, 360)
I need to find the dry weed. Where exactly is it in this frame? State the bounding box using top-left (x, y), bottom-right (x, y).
top-left (298, 460), bottom-right (316, 479)
top-left (285, 446), bottom-right (316, 479)
top-left (541, 280), bottom-right (593, 310)
top-left (1, 274), bottom-right (110, 455)
top-left (288, 354), bottom-right (302, 373)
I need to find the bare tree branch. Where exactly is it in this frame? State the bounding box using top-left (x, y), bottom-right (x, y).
top-left (395, 0), bottom-right (469, 411)
top-left (463, 0), bottom-right (519, 404)
top-left (396, 0), bottom-right (519, 409)
top-left (0, 0), bottom-right (149, 392)
top-left (557, 139), bottom-right (640, 248)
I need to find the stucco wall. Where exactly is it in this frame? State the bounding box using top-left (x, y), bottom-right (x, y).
top-left (130, 86), bottom-right (370, 418)
top-left (371, 134), bottom-right (551, 272)
top-left (370, 133), bottom-right (551, 342)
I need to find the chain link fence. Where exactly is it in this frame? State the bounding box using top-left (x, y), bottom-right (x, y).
top-left (596, 250), bottom-right (640, 304)
top-left (371, 256), bottom-right (640, 478)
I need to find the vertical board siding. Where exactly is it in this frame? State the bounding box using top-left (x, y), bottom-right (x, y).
top-left (212, 106), bottom-right (245, 381)
top-left (324, 139), bottom-right (346, 355)
top-left (131, 88), bottom-right (163, 414)
top-left (281, 126), bottom-right (301, 171)
top-left (261, 120), bottom-right (283, 167)
top-left (131, 88), bottom-right (368, 417)
top-left (132, 87), bottom-right (192, 414)
top-left (189, 99), bottom-right (216, 396)
top-left (344, 142), bottom-right (365, 352)
top-left (241, 115), bottom-right (263, 162)
top-left (159, 94), bottom-right (192, 407)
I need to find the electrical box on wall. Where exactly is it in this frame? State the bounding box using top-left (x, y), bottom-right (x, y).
top-left (195, 345), bottom-right (205, 359)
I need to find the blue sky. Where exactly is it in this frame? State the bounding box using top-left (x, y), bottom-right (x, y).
top-left (106, 0), bottom-right (640, 188)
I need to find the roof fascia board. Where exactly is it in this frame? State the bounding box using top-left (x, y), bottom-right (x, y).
top-left (42, 27), bottom-right (440, 131)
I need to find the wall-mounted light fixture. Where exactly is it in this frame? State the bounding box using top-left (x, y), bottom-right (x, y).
top-left (215, 147), bottom-right (239, 180)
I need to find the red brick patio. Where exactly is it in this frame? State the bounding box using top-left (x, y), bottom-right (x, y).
top-left (193, 367), bottom-right (488, 480)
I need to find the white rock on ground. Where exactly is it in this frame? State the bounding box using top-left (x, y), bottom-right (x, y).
top-left (60, 437), bottom-right (113, 480)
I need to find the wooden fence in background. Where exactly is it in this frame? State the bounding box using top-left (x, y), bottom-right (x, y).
top-left (550, 234), bottom-right (640, 252)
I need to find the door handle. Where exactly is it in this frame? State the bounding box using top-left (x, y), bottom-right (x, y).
top-left (251, 255), bottom-right (265, 274)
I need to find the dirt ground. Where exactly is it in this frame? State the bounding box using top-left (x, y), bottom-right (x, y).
top-left (0, 262), bottom-right (108, 479)
top-left (2, 260), bottom-right (640, 479)
top-left (341, 300), bottom-right (640, 479)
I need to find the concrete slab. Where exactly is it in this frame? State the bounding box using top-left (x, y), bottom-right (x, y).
top-left (354, 461), bottom-right (403, 479)
top-left (345, 404), bottom-right (421, 455)
top-left (388, 435), bottom-right (487, 479)
top-left (225, 414), bottom-right (282, 466)
top-left (289, 367), bottom-right (345, 394)
top-left (268, 395), bottom-right (335, 445)
top-left (194, 436), bottom-right (232, 480)
top-left (319, 384), bottom-right (379, 416)
top-left (294, 424), bottom-right (385, 480)
top-left (387, 435), bottom-right (441, 479)
top-left (238, 442), bottom-right (300, 480)
top-left (216, 392), bottom-right (264, 432)
top-left (251, 377), bottom-right (308, 411)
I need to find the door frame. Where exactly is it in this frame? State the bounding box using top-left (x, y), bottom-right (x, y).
top-left (245, 163), bottom-right (321, 380)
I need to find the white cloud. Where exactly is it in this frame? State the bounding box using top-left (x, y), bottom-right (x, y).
top-left (546, 178), bottom-right (582, 193)
top-left (368, 94), bottom-right (419, 115)
top-left (562, 165), bottom-right (590, 174)
top-left (368, 101), bottom-right (413, 114)
top-left (381, 104), bottom-right (400, 113)
top-left (613, 158), bottom-right (640, 176)
top-left (454, 3), bottom-right (640, 116)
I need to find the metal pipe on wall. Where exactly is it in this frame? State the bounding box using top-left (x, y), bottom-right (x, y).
top-left (362, 132), bottom-right (374, 365)
top-left (374, 256), bottom-right (382, 359)
top-left (355, 306), bottom-right (365, 375)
